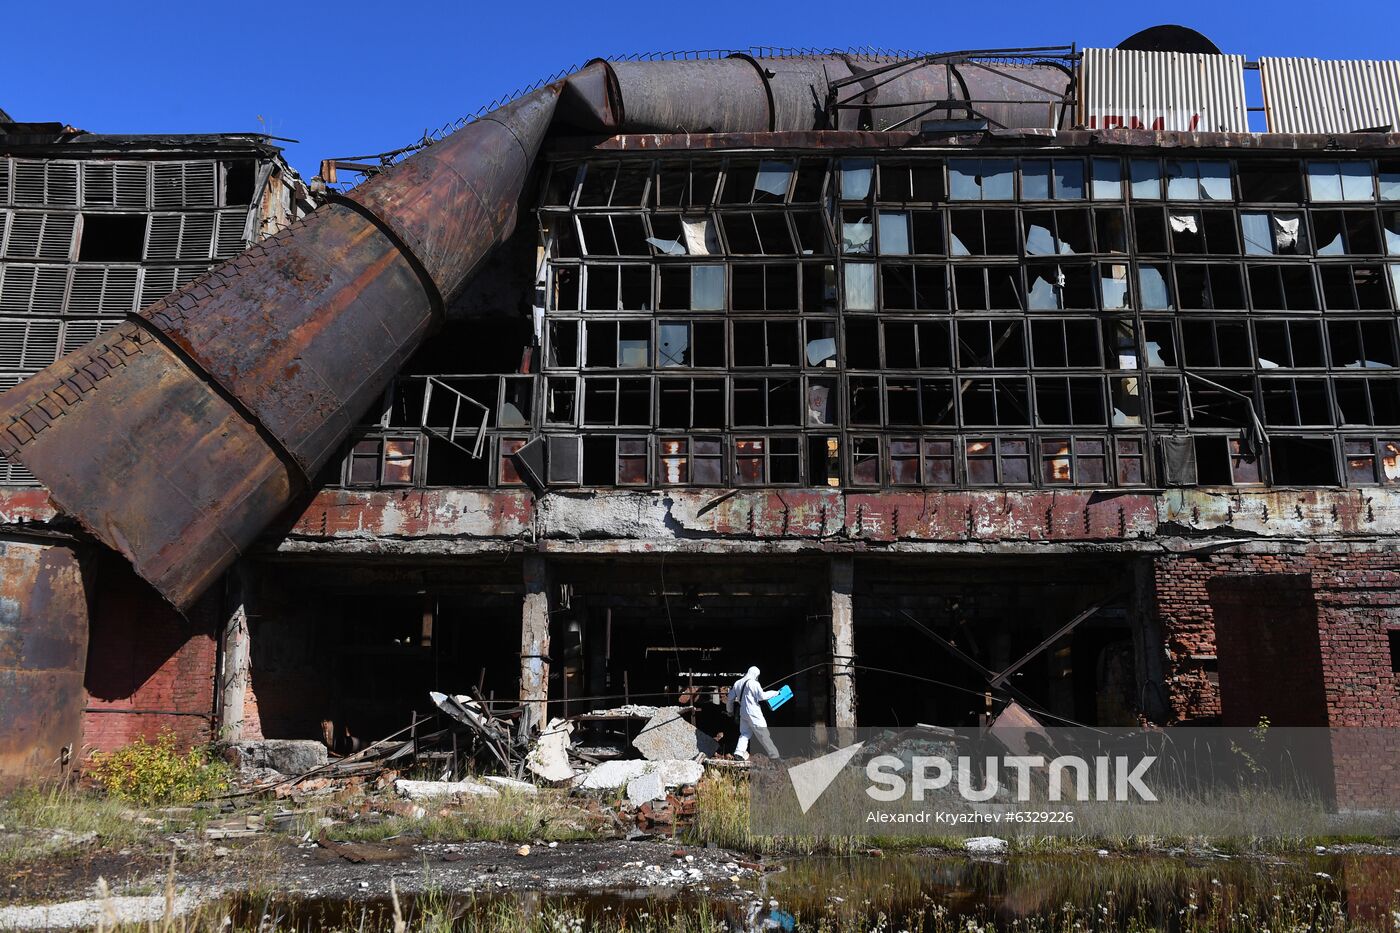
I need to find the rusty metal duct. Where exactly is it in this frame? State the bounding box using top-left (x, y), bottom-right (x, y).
top-left (0, 54), bottom-right (1073, 612)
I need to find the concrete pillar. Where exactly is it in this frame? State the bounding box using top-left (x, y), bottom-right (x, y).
top-left (218, 565), bottom-right (252, 742)
top-left (520, 554), bottom-right (551, 733)
top-left (830, 556), bottom-right (857, 738)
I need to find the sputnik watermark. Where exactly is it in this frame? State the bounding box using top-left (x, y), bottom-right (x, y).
top-left (864, 754), bottom-right (1158, 803)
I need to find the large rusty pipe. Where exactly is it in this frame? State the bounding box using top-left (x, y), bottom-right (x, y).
top-left (0, 54), bottom-right (1073, 617)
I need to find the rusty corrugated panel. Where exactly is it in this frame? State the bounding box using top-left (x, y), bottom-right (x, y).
top-left (0, 538), bottom-right (91, 786)
top-left (1261, 57), bottom-right (1400, 134)
top-left (1080, 48), bottom-right (1248, 133)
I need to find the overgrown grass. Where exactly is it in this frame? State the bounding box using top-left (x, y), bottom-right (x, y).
top-left (0, 783), bottom-right (165, 864)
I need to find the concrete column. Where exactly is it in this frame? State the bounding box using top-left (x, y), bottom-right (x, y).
top-left (520, 554), bottom-right (551, 733)
top-left (830, 556), bottom-right (857, 738)
top-left (218, 565), bottom-right (253, 742)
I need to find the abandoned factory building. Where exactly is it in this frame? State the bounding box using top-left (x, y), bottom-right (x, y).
top-left (4, 29), bottom-right (1400, 780)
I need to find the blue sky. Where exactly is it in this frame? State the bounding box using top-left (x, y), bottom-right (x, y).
top-left (4, 0), bottom-right (1398, 179)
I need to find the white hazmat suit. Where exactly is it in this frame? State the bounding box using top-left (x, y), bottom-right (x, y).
top-left (726, 666), bottom-right (781, 759)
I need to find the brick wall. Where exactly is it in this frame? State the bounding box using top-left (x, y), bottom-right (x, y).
top-left (1152, 548), bottom-right (1400, 728)
top-left (81, 556), bottom-right (218, 754)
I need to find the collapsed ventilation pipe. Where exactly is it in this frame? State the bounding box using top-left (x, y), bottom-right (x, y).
top-left (0, 54), bottom-right (1072, 612)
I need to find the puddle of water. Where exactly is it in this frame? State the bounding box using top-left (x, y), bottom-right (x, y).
top-left (221, 852), bottom-right (1400, 931)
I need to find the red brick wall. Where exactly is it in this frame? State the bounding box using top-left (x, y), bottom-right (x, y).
top-left (1152, 549), bottom-right (1400, 728)
top-left (81, 556), bottom-right (218, 754)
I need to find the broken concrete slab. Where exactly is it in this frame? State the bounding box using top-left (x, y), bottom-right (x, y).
top-left (965, 836), bottom-right (1008, 855)
top-left (631, 707), bottom-right (718, 761)
top-left (224, 740), bottom-right (328, 776)
top-left (527, 718), bottom-right (576, 784)
top-left (626, 771), bottom-right (667, 806)
top-left (481, 775), bottom-right (538, 795)
top-left (577, 758), bottom-right (705, 793)
top-left (393, 779), bottom-right (499, 800)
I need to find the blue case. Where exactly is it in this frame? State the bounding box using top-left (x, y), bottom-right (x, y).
top-left (767, 684), bottom-right (794, 711)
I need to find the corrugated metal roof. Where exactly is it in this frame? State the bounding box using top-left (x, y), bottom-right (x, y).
top-left (1261, 57), bottom-right (1400, 134)
top-left (1080, 48), bottom-right (1248, 133)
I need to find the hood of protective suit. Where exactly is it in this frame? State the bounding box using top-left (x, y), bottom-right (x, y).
top-left (727, 666), bottom-right (761, 715)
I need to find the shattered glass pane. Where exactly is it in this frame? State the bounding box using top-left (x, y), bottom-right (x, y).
top-left (1027, 270), bottom-right (1059, 310)
top-left (1025, 223), bottom-right (1056, 256)
top-left (1240, 212), bottom-right (1273, 255)
top-left (1199, 161), bottom-right (1231, 200)
top-left (842, 218), bottom-right (873, 255)
top-left (681, 216), bottom-right (718, 255)
top-left (658, 322), bottom-right (689, 367)
top-left (646, 236), bottom-right (687, 256)
top-left (1165, 160), bottom-right (1199, 200)
top-left (948, 160), bottom-right (981, 200)
top-left (1386, 212), bottom-right (1400, 255)
top-left (840, 159), bottom-right (873, 199)
top-left (1100, 264), bottom-right (1131, 310)
top-left (806, 337), bottom-right (837, 367)
top-left (1381, 166), bottom-right (1400, 201)
top-left (755, 160), bottom-right (794, 200)
top-left (691, 266), bottom-right (725, 311)
top-left (1340, 161), bottom-right (1374, 200)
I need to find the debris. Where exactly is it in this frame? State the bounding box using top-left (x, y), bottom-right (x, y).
top-left (315, 830), bottom-right (405, 863)
top-left (481, 775), bottom-right (538, 795)
top-left (577, 759), bottom-right (652, 791)
top-left (224, 740), bottom-right (329, 776)
top-left (965, 836), bottom-right (1008, 855)
top-left (526, 718), bottom-right (576, 784)
top-left (516, 844), bottom-right (531, 857)
top-left (393, 779), bottom-right (499, 800)
top-left (626, 771), bottom-right (667, 807)
top-left (632, 707), bottom-right (718, 761)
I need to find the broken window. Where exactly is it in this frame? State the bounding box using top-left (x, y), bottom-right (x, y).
top-left (1327, 319), bottom-right (1397, 369)
top-left (883, 319), bottom-right (952, 369)
top-left (583, 377), bottom-right (651, 426)
top-left (851, 436), bottom-right (881, 485)
top-left (880, 264), bottom-right (948, 311)
top-left (577, 161), bottom-right (649, 207)
top-left (657, 378), bottom-right (724, 428)
top-left (1023, 208), bottom-right (1092, 255)
top-left (956, 319), bottom-right (1025, 368)
top-left (1164, 160), bottom-right (1232, 201)
top-left (964, 437), bottom-right (1031, 484)
top-left (657, 320), bottom-right (724, 367)
top-left (1237, 162), bottom-right (1304, 203)
top-left (544, 377), bottom-right (578, 425)
top-left (807, 377), bottom-right (837, 425)
top-left (1167, 210), bottom-right (1238, 254)
top-left (1130, 159), bottom-right (1164, 200)
top-left (1026, 263), bottom-right (1093, 310)
top-left (840, 210), bottom-right (873, 255)
top-left (792, 159), bottom-right (828, 202)
top-left (1190, 435), bottom-right (1263, 486)
top-left (847, 375), bottom-right (881, 424)
top-left (544, 164), bottom-right (581, 206)
top-left (1307, 161), bottom-right (1373, 202)
top-left (732, 319), bottom-right (798, 367)
top-left (1260, 377), bottom-right (1333, 425)
top-left (732, 377), bottom-right (801, 426)
top-left (720, 213), bottom-right (795, 254)
top-left (584, 264), bottom-right (652, 310)
top-left (953, 265), bottom-right (1022, 310)
top-left (1248, 265), bottom-right (1319, 310)
top-left (1174, 263), bottom-right (1245, 310)
top-left (578, 214), bottom-right (650, 255)
top-left (804, 320), bottom-right (838, 368)
top-left (1334, 376), bottom-right (1400, 425)
top-left (948, 159), bottom-right (1015, 200)
top-left (1021, 159), bottom-right (1085, 200)
top-left (1179, 319), bottom-right (1252, 368)
top-left (1240, 211), bottom-right (1307, 255)
top-left (948, 209), bottom-right (1018, 255)
top-left (1035, 376), bottom-right (1106, 425)
top-left (498, 377), bottom-right (533, 427)
top-left (657, 436), bottom-right (724, 485)
top-left (877, 161), bottom-right (944, 202)
top-left (731, 263), bottom-right (798, 311)
top-left (1269, 436), bottom-right (1338, 485)
top-left (1029, 319), bottom-right (1101, 368)
top-left (659, 265), bottom-right (725, 311)
top-left (653, 160), bottom-right (721, 208)
top-left (1255, 320), bottom-right (1326, 368)
top-left (498, 438), bottom-right (528, 486)
top-left (721, 160), bottom-right (795, 204)
top-left (1320, 264), bottom-right (1389, 310)
top-left (884, 377), bottom-right (956, 426)
top-left (1313, 210), bottom-right (1382, 255)
top-left (1385, 211), bottom-right (1400, 255)
top-left (580, 435), bottom-right (649, 485)
top-left (583, 321), bottom-right (650, 368)
top-left (801, 263), bottom-right (838, 311)
top-left (1095, 209), bottom-right (1128, 253)
top-left (733, 436), bottom-right (800, 485)
top-left (1100, 263), bottom-right (1132, 310)
top-left (1186, 377), bottom-right (1255, 429)
top-left (1343, 437), bottom-right (1400, 484)
top-left (960, 378), bottom-right (1031, 426)
top-left (808, 435), bottom-right (841, 485)
top-left (1116, 437), bottom-right (1147, 485)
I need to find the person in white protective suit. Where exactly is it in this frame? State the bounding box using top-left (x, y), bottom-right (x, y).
top-left (726, 666), bottom-right (782, 760)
